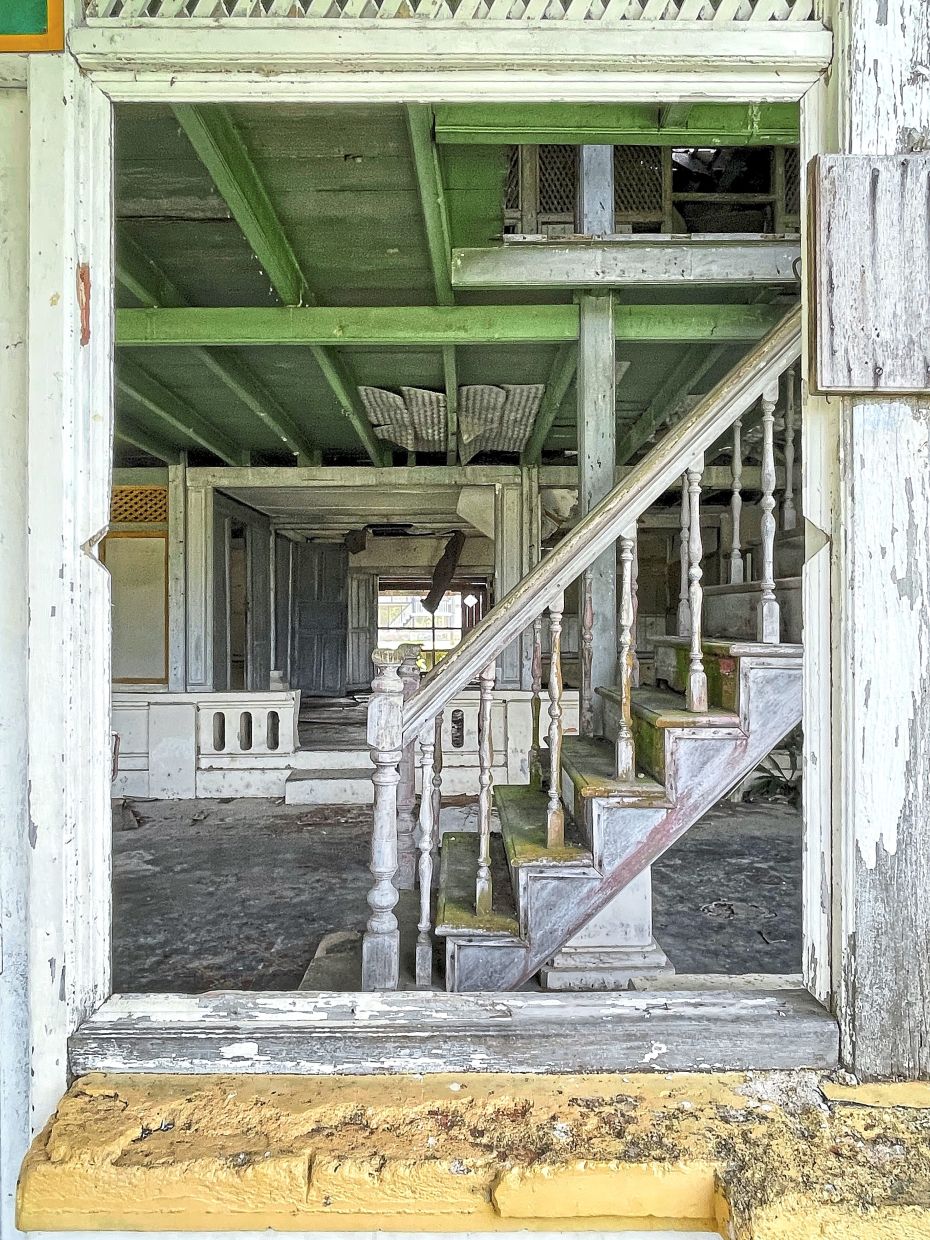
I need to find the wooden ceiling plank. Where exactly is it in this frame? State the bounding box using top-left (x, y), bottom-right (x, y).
top-left (173, 103), bottom-right (388, 466)
top-left (118, 358), bottom-right (244, 465)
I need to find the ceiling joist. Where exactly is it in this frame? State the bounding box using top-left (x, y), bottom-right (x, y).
top-left (118, 358), bottom-right (245, 465)
top-left (116, 303), bottom-right (786, 348)
top-left (617, 344), bottom-right (727, 464)
top-left (520, 344), bottom-right (577, 466)
top-left (173, 104), bottom-right (388, 467)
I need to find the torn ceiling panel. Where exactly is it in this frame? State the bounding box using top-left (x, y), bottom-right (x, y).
top-left (359, 384), bottom-right (544, 462)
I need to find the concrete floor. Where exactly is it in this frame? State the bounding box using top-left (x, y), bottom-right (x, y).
top-left (112, 795), bottom-right (801, 993)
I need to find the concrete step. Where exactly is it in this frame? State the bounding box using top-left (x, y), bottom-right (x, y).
top-left (284, 767), bottom-right (373, 805)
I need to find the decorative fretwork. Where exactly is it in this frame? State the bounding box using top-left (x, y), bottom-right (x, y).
top-left (784, 146), bottom-right (801, 216)
top-left (614, 145), bottom-right (663, 219)
top-left (85, 0), bottom-right (816, 21)
top-left (110, 485), bottom-right (168, 525)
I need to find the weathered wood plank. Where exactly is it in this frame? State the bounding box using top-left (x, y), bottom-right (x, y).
top-left (70, 990), bottom-right (838, 1076)
top-left (811, 154), bottom-right (930, 393)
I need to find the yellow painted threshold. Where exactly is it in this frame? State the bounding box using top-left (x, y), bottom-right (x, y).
top-left (18, 1071), bottom-right (930, 1237)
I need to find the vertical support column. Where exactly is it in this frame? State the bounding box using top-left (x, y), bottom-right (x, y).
top-left (415, 720), bottom-right (436, 989)
top-left (577, 145), bottom-right (616, 733)
top-left (494, 481), bottom-right (529, 689)
top-left (362, 650), bottom-right (404, 991)
top-left (757, 382), bottom-right (781, 644)
top-left (185, 481), bottom-right (214, 691)
top-left (395, 643), bottom-right (421, 890)
top-left (782, 366), bottom-right (798, 532)
top-left (166, 458), bottom-right (187, 691)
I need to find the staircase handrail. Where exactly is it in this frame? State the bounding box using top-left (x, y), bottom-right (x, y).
top-left (404, 303), bottom-right (801, 742)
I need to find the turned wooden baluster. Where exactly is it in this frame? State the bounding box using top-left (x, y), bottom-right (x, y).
top-left (686, 455), bottom-right (708, 713)
top-left (782, 365), bottom-right (797, 532)
top-left (579, 570), bottom-right (595, 737)
top-left (415, 720), bottom-right (436, 988)
top-left (631, 527), bottom-right (640, 688)
top-left (475, 660), bottom-right (496, 915)
top-left (529, 615), bottom-right (544, 788)
top-left (431, 710), bottom-right (444, 832)
top-left (729, 416), bottom-right (745, 584)
top-left (758, 382), bottom-right (781, 643)
top-left (361, 649), bottom-right (404, 991)
top-left (677, 473), bottom-right (691, 637)
top-left (616, 530), bottom-right (636, 780)
top-left (395, 643), bottom-right (421, 890)
top-left (546, 592), bottom-right (565, 848)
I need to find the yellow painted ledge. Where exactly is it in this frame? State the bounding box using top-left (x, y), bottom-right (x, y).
top-left (17, 1071), bottom-right (930, 1237)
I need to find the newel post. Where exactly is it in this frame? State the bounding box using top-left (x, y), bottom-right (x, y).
top-left (395, 642), bottom-right (422, 889)
top-left (361, 649), bottom-right (405, 991)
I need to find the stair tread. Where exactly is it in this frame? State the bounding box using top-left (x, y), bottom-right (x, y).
top-left (561, 736), bottom-right (668, 804)
top-left (651, 634), bottom-right (802, 659)
top-left (623, 686), bottom-right (742, 729)
top-left (495, 784), bottom-right (593, 867)
top-left (435, 831), bottom-right (521, 939)
top-left (285, 767), bottom-right (372, 782)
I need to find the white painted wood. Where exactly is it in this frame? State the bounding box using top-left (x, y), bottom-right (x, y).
top-left (529, 615), bottom-right (544, 786)
top-left (415, 721), bottom-right (436, 988)
top-left (431, 711), bottom-right (444, 832)
top-left (729, 417), bottom-right (745, 582)
top-left (546, 593), bottom-right (566, 848)
top-left (615, 531), bottom-right (636, 780)
top-left (782, 367), bottom-right (797, 531)
top-left (757, 382), bottom-right (781, 643)
top-left (184, 483), bottom-right (214, 690)
top-left (407, 308), bottom-right (802, 740)
top-left (475, 661), bottom-right (496, 915)
top-left (579, 570), bottom-right (595, 736)
top-left (630, 529), bottom-right (640, 687)
top-left (395, 644), bottom-right (422, 891)
top-left (166, 460), bottom-right (187, 690)
top-left (453, 237), bottom-right (802, 289)
top-left (677, 473), bottom-right (691, 635)
top-left (812, 154), bottom-right (930, 394)
top-left (82, 0), bottom-right (817, 17)
top-left (362, 651), bottom-right (405, 991)
top-left (685, 455), bottom-right (708, 712)
top-left (70, 27), bottom-right (833, 105)
top-left (578, 145), bottom-right (613, 235)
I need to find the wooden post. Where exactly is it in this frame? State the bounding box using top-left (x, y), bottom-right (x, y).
top-left (579, 571), bottom-right (595, 736)
top-left (677, 473), bottom-right (691, 636)
top-left (729, 417), bottom-right (745, 584)
top-left (782, 366), bottom-right (797, 532)
top-left (577, 144), bottom-right (616, 735)
top-left (395, 642), bottom-right (421, 889)
top-left (529, 615), bottom-right (543, 788)
top-left (686, 455), bottom-right (708, 713)
top-left (757, 382), bottom-right (781, 643)
top-left (415, 720), bottom-right (436, 989)
top-left (431, 710), bottom-right (444, 834)
top-left (630, 528), bottom-right (640, 688)
top-left (361, 650), bottom-right (404, 991)
top-left (615, 532), bottom-right (636, 780)
top-left (475, 660), bottom-right (496, 915)
top-left (546, 592), bottom-right (565, 848)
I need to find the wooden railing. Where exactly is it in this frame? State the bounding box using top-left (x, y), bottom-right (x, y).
top-left (362, 305), bottom-right (801, 990)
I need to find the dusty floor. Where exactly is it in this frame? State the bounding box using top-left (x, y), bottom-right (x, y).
top-left (112, 793), bottom-right (800, 992)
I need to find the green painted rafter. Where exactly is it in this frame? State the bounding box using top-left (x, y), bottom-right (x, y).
top-left (117, 303), bottom-right (785, 348)
top-left (173, 104), bottom-right (388, 467)
top-left (116, 226), bottom-right (321, 464)
top-left (520, 344), bottom-right (577, 465)
top-left (616, 345), bottom-right (727, 464)
top-left (118, 357), bottom-right (244, 465)
top-left (115, 417), bottom-right (181, 465)
top-left (407, 104), bottom-right (458, 465)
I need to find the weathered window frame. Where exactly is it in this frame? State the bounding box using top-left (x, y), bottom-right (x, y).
top-left (4, 12), bottom-right (840, 1145)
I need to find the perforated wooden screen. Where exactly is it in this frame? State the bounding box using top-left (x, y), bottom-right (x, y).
top-left (110, 486), bottom-right (169, 525)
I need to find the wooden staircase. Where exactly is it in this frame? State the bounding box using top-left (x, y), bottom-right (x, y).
top-left (436, 637), bottom-right (801, 990)
top-left (358, 305), bottom-right (805, 995)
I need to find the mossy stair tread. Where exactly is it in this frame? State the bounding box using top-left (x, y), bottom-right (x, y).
top-left (626, 687), bottom-right (742, 730)
top-left (494, 784), bottom-right (592, 868)
top-left (561, 735), bottom-right (667, 804)
top-left (435, 831), bottom-right (520, 939)
top-left (651, 635), bottom-right (802, 659)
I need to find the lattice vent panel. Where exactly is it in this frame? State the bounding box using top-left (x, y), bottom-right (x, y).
top-left (784, 146), bottom-right (801, 215)
top-left (111, 486), bottom-right (169, 525)
top-left (87, 0), bottom-right (816, 20)
top-left (538, 145), bottom-right (576, 216)
top-left (505, 146), bottom-right (520, 212)
top-left (614, 146), bottom-right (663, 215)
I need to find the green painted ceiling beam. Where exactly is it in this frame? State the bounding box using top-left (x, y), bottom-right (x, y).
top-left (117, 303), bottom-right (785, 347)
top-left (433, 103), bottom-right (799, 147)
top-left (521, 344), bottom-right (577, 466)
top-left (116, 226), bottom-right (321, 464)
top-left (118, 358), bottom-right (244, 465)
top-left (173, 104), bottom-right (388, 467)
top-left (115, 417), bottom-right (182, 466)
top-left (407, 105), bottom-right (459, 465)
top-left (617, 344), bottom-right (727, 464)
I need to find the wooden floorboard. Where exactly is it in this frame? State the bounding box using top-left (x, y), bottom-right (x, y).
top-left (70, 988), bottom-right (839, 1076)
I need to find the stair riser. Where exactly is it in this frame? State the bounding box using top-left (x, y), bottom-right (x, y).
top-left (445, 939), bottom-right (529, 992)
top-left (284, 780), bottom-right (374, 806)
top-left (654, 645), bottom-right (741, 714)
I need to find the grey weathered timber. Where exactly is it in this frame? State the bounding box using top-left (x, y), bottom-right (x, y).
top-left (782, 367), bottom-right (797, 531)
top-left (475, 661), bottom-right (496, 915)
top-left (405, 307), bottom-right (802, 741)
top-left (729, 418), bottom-right (745, 583)
top-left (361, 652), bottom-right (404, 991)
top-left (756, 384), bottom-right (780, 643)
top-left (812, 154), bottom-right (930, 394)
top-left (685, 455), bottom-right (708, 713)
top-left (452, 237), bottom-right (801, 289)
top-left (415, 722), bottom-right (436, 989)
top-left (69, 989), bottom-right (838, 1077)
top-left (395, 644), bottom-right (421, 891)
top-left (617, 344), bottom-right (727, 465)
top-left (615, 532), bottom-right (635, 779)
top-left (545, 594), bottom-right (565, 849)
